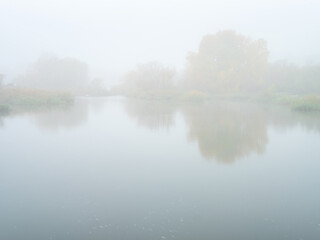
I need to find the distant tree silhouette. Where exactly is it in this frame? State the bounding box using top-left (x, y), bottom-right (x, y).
top-left (124, 62), bottom-right (175, 93)
top-left (15, 55), bottom-right (89, 90)
top-left (0, 74), bottom-right (4, 88)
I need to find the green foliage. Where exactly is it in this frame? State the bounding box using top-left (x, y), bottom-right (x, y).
top-left (290, 95), bottom-right (320, 111)
top-left (241, 92), bottom-right (320, 112)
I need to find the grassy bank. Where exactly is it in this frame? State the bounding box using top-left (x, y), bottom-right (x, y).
top-left (0, 88), bottom-right (74, 112)
top-left (284, 95), bottom-right (320, 111)
top-left (230, 92), bottom-right (320, 112)
top-left (124, 89), bottom-right (320, 112)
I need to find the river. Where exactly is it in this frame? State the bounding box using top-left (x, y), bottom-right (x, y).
top-left (1, 97), bottom-right (320, 240)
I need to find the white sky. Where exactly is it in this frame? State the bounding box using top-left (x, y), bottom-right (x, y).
top-left (1, 0), bottom-right (320, 84)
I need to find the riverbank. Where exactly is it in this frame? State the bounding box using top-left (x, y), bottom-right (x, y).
top-left (123, 90), bottom-right (320, 112)
top-left (0, 88), bottom-right (74, 113)
top-left (231, 93), bottom-right (320, 112)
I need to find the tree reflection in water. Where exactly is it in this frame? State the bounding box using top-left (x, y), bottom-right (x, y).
top-left (125, 99), bottom-right (177, 131)
top-left (32, 100), bottom-right (89, 130)
top-left (2, 98), bottom-right (320, 163)
top-left (181, 101), bottom-right (268, 163)
top-left (125, 99), bottom-right (320, 163)
top-left (125, 99), bottom-right (269, 163)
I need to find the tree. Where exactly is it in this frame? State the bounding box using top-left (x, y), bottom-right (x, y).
top-left (14, 55), bottom-right (89, 90)
top-left (123, 62), bottom-right (175, 93)
top-left (184, 30), bottom-right (269, 93)
top-left (0, 74), bottom-right (4, 88)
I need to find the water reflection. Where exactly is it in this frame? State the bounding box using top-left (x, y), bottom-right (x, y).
top-left (2, 98), bottom-right (320, 163)
top-left (181, 102), bottom-right (268, 163)
top-left (0, 98), bottom-right (107, 131)
top-left (2, 98), bottom-right (320, 240)
top-left (0, 116), bottom-right (4, 128)
top-left (0, 109), bottom-right (11, 128)
top-left (125, 99), bottom-right (177, 130)
top-left (32, 97), bottom-right (107, 130)
top-left (268, 107), bottom-right (320, 133)
top-left (32, 100), bottom-right (89, 130)
top-left (124, 99), bottom-right (320, 163)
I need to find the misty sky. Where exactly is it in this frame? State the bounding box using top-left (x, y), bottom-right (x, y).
top-left (1, 0), bottom-right (320, 84)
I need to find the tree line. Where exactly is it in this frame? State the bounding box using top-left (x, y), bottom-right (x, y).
top-left (123, 30), bottom-right (320, 96)
top-left (3, 30), bottom-right (320, 96)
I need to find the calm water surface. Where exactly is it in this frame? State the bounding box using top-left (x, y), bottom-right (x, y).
top-left (1, 97), bottom-right (320, 240)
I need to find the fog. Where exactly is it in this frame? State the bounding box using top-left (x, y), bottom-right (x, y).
top-left (1, 0), bottom-right (320, 83)
top-left (2, 1), bottom-right (320, 240)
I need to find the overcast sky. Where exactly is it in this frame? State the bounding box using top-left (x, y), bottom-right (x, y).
top-left (1, 0), bottom-right (319, 84)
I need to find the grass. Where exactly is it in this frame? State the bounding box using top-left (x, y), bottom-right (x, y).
top-left (290, 95), bottom-right (320, 111)
top-left (230, 92), bottom-right (320, 112)
top-left (106, 86), bottom-right (320, 112)
top-left (174, 90), bottom-right (320, 112)
top-left (0, 88), bottom-right (74, 110)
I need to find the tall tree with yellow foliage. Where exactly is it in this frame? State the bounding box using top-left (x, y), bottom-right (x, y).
top-left (184, 30), bottom-right (269, 93)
